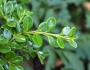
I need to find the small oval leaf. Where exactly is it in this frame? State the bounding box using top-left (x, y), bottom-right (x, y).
top-left (62, 27), bottom-right (70, 35)
top-left (38, 22), bottom-right (47, 32)
top-left (57, 38), bottom-right (64, 48)
top-left (32, 34), bottom-right (43, 47)
top-left (17, 6), bottom-right (24, 18)
top-left (0, 46), bottom-right (11, 53)
top-left (48, 36), bottom-right (58, 48)
top-left (22, 15), bottom-right (33, 31)
top-left (11, 56), bottom-right (23, 65)
top-left (15, 35), bottom-right (26, 42)
top-left (68, 40), bottom-right (77, 48)
top-left (3, 29), bottom-right (11, 39)
top-left (69, 27), bottom-right (76, 36)
top-left (46, 17), bottom-right (56, 31)
top-left (4, 2), bottom-right (14, 13)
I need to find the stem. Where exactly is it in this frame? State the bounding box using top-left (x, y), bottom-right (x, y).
top-left (25, 31), bottom-right (71, 40)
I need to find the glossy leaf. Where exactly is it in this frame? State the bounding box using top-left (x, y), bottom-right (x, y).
top-left (3, 29), bottom-right (11, 39)
top-left (62, 27), bottom-right (70, 35)
top-left (48, 36), bottom-right (58, 48)
top-left (16, 22), bottom-right (22, 32)
top-left (11, 56), bottom-right (23, 65)
top-left (57, 38), bottom-right (64, 48)
top-left (46, 17), bottom-right (56, 31)
top-left (32, 34), bottom-right (43, 47)
top-left (4, 2), bottom-right (14, 13)
top-left (69, 27), bottom-right (76, 36)
top-left (0, 46), bottom-right (11, 53)
top-left (68, 40), bottom-right (77, 48)
top-left (15, 35), bottom-right (26, 42)
top-left (38, 22), bottom-right (47, 32)
top-left (9, 66), bottom-right (24, 70)
top-left (17, 6), bottom-right (24, 18)
top-left (22, 15), bottom-right (33, 31)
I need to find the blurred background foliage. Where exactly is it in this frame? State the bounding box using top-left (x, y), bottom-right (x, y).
top-left (4, 0), bottom-right (90, 70)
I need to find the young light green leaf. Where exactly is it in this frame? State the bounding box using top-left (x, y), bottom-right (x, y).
top-left (0, 65), bottom-right (4, 70)
top-left (57, 38), bottom-right (64, 48)
top-left (0, 46), bottom-right (11, 53)
top-left (68, 40), bottom-right (77, 48)
top-left (32, 34), bottom-right (43, 47)
top-left (62, 27), bottom-right (70, 35)
top-left (69, 27), bottom-right (76, 36)
top-left (48, 36), bottom-right (58, 48)
top-left (72, 35), bottom-right (78, 39)
top-left (4, 2), bottom-right (14, 13)
top-left (25, 11), bottom-right (33, 15)
top-left (3, 29), bottom-right (11, 39)
top-left (11, 56), bottom-right (23, 65)
top-left (17, 6), bottom-right (24, 18)
top-left (15, 35), bottom-right (26, 42)
top-left (38, 22), bottom-right (47, 32)
top-left (22, 15), bottom-right (33, 31)
top-left (46, 17), bottom-right (56, 31)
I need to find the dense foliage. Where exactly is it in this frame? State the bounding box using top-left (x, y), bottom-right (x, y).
top-left (17, 0), bottom-right (90, 70)
top-left (0, 0), bottom-right (78, 70)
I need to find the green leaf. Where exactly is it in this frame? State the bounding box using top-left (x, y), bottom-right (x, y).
top-left (46, 17), bottom-right (56, 31)
top-left (0, 46), bottom-right (11, 53)
top-left (25, 11), bottom-right (33, 15)
top-left (38, 22), bottom-right (47, 32)
top-left (16, 66), bottom-right (24, 70)
top-left (0, 0), bottom-right (3, 4)
top-left (68, 40), bottom-right (77, 48)
top-left (62, 27), bottom-right (70, 35)
top-left (69, 27), bottom-right (76, 36)
top-left (32, 34), bottom-right (43, 47)
top-left (0, 10), bottom-right (3, 17)
top-left (9, 66), bottom-right (24, 70)
top-left (37, 54), bottom-right (45, 64)
top-left (72, 35), bottom-right (78, 39)
top-left (11, 56), bottom-right (23, 65)
top-left (48, 36), bottom-right (58, 48)
top-left (15, 35), bottom-right (26, 42)
top-left (8, 42), bottom-right (22, 49)
top-left (6, 21), bottom-right (16, 27)
top-left (3, 29), bottom-right (11, 39)
top-left (28, 47), bottom-right (36, 58)
top-left (17, 6), bottom-right (24, 18)
top-left (5, 51), bottom-right (16, 59)
top-left (0, 35), bottom-right (8, 45)
top-left (0, 65), bottom-right (4, 70)
top-left (16, 22), bottom-right (22, 32)
top-left (22, 15), bottom-right (33, 31)
top-left (57, 38), bottom-right (64, 48)
top-left (4, 2), bottom-right (14, 13)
